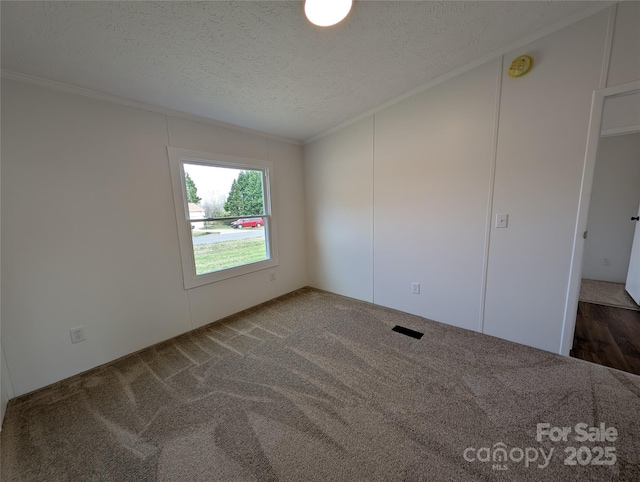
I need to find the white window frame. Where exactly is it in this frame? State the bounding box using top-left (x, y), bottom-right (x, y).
top-left (167, 147), bottom-right (278, 289)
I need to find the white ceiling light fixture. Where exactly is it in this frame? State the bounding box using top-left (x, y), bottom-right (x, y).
top-left (305, 0), bottom-right (353, 27)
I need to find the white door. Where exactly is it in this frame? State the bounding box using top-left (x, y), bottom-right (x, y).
top-left (626, 202), bottom-right (640, 304)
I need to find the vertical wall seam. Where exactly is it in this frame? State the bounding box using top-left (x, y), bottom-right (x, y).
top-left (599, 4), bottom-right (617, 89)
top-left (371, 115), bottom-right (376, 304)
top-left (267, 139), bottom-right (278, 298)
top-left (165, 115), bottom-right (173, 146)
top-left (1, 340), bottom-right (16, 401)
top-left (300, 142), bottom-right (312, 289)
top-left (479, 56), bottom-right (504, 334)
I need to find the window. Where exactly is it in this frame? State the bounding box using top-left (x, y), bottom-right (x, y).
top-left (168, 147), bottom-right (278, 288)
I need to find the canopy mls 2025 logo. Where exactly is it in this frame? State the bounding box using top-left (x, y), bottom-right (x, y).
top-left (463, 422), bottom-right (618, 471)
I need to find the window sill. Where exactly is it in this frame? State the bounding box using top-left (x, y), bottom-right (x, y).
top-left (183, 258), bottom-right (278, 289)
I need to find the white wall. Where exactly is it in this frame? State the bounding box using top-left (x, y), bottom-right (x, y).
top-left (482, 10), bottom-right (609, 351)
top-left (305, 4), bottom-right (639, 354)
top-left (1, 80), bottom-right (307, 397)
top-left (373, 60), bottom-right (499, 331)
top-left (582, 133), bottom-right (640, 282)
top-left (305, 118), bottom-right (374, 302)
top-left (601, 92), bottom-right (640, 134)
top-left (607, 1), bottom-right (640, 88)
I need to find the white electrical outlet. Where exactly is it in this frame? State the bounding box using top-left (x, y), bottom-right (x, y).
top-left (603, 258), bottom-right (611, 266)
top-left (270, 270), bottom-right (276, 281)
top-left (411, 282), bottom-right (420, 294)
top-left (70, 327), bottom-right (86, 344)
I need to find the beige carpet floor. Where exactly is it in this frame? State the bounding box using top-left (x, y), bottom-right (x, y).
top-left (580, 279), bottom-right (640, 311)
top-left (2, 288), bottom-right (640, 481)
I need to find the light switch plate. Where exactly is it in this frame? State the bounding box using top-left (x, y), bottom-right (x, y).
top-left (496, 214), bottom-right (508, 228)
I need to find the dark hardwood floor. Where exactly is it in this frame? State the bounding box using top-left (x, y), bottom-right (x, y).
top-left (571, 301), bottom-right (640, 376)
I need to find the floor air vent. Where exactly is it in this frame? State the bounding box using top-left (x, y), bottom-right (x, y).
top-left (392, 325), bottom-right (424, 339)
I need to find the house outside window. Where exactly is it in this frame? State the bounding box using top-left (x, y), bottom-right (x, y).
top-left (188, 203), bottom-right (206, 229)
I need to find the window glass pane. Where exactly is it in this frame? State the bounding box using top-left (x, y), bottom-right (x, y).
top-left (183, 163), bottom-right (268, 275)
top-left (192, 224), bottom-right (267, 275)
top-left (183, 163), bottom-right (265, 219)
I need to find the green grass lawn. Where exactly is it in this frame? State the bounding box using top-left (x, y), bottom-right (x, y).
top-left (193, 237), bottom-right (267, 274)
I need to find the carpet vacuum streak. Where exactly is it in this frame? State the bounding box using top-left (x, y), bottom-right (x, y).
top-left (2, 288), bottom-right (639, 481)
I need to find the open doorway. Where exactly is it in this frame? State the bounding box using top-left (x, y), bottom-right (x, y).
top-left (568, 93), bottom-right (640, 375)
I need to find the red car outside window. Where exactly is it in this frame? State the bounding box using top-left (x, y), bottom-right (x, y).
top-left (230, 218), bottom-right (263, 229)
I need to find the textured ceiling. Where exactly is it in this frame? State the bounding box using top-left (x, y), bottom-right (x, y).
top-left (1, 1), bottom-right (609, 141)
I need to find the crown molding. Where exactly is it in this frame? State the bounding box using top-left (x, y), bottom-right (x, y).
top-left (1, 70), bottom-right (302, 146)
top-left (1, 1), bottom-right (614, 147)
top-left (304, 1), bottom-right (615, 145)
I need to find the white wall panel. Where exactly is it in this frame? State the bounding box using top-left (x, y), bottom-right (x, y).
top-left (373, 60), bottom-right (499, 331)
top-left (188, 269), bottom-right (276, 329)
top-left (304, 118), bottom-right (374, 302)
top-left (168, 122), bottom-right (307, 328)
top-left (168, 117), bottom-right (268, 161)
top-left (607, 1), bottom-right (640, 87)
top-left (268, 140), bottom-right (308, 297)
top-left (2, 81), bottom-right (192, 395)
top-left (601, 92), bottom-right (640, 133)
top-left (483, 10), bottom-right (609, 352)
